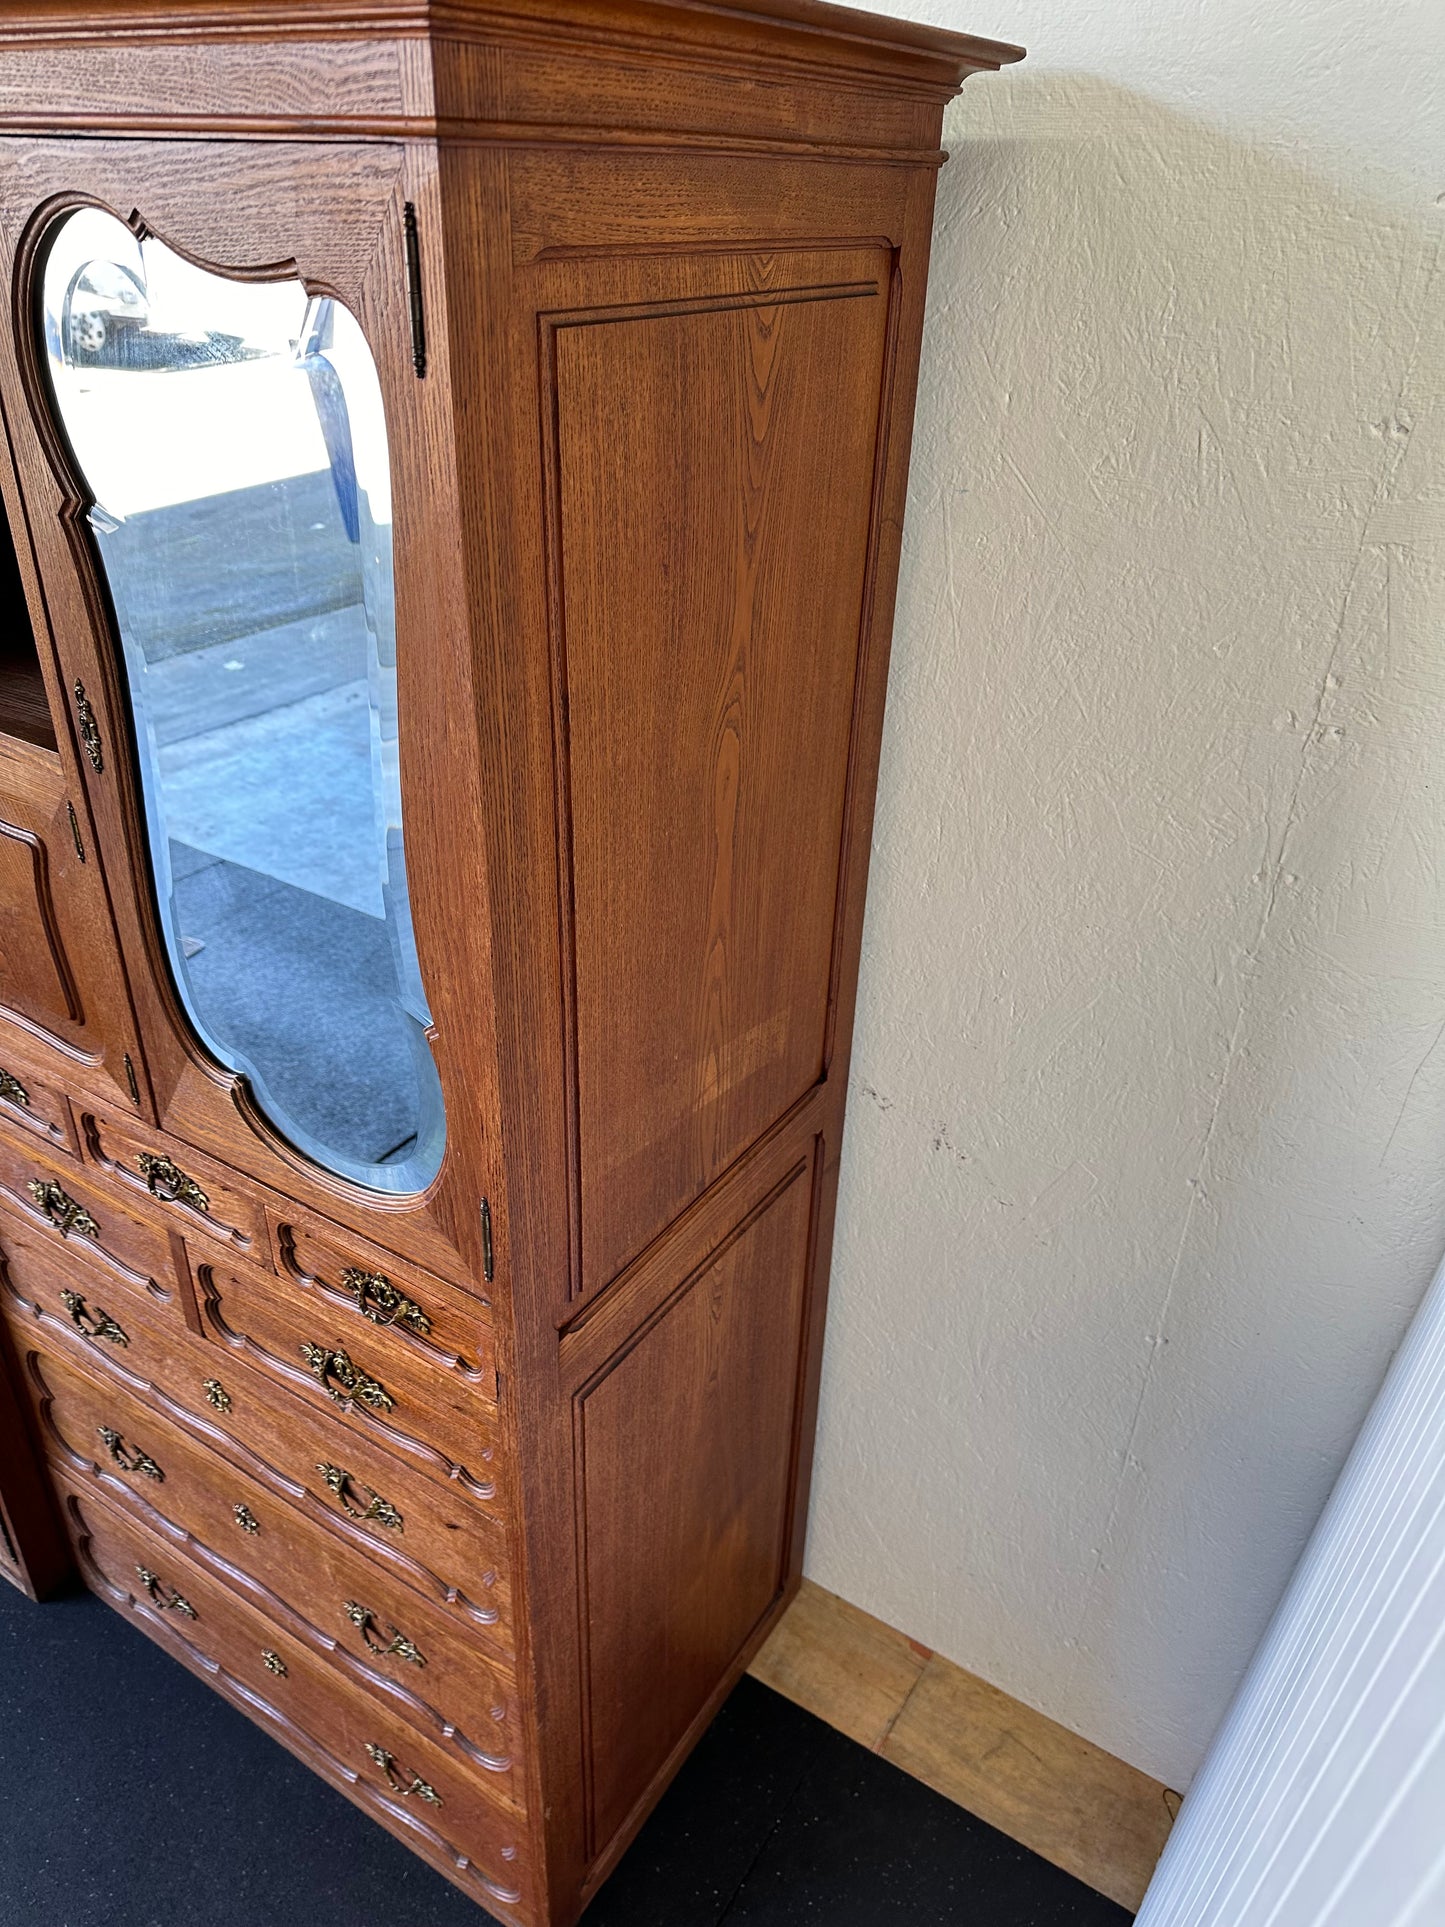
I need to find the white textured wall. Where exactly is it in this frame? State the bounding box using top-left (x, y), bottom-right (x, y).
top-left (807, 0), bottom-right (1445, 1789)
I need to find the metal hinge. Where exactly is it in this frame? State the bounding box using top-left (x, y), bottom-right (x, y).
top-left (480, 1197), bottom-right (494, 1284)
top-left (66, 800), bottom-right (84, 861)
top-left (403, 201), bottom-right (427, 379)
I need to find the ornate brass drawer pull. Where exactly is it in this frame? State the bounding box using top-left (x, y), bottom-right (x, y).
top-left (135, 1151), bottom-right (209, 1214)
top-left (60, 1289), bottom-right (129, 1347)
top-left (340, 1266), bottom-right (432, 1338)
top-left (262, 1650), bottom-right (287, 1677)
top-left (97, 1425), bottom-right (163, 1482)
top-left (300, 1343), bottom-right (394, 1414)
top-left (316, 1462), bottom-right (403, 1532)
top-left (233, 1503), bottom-right (260, 1535)
top-left (0, 1067), bottom-right (30, 1108)
top-left (202, 1379), bottom-right (231, 1414)
top-left (344, 1600), bottom-right (426, 1668)
top-left (135, 1565), bottom-right (196, 1618)
top-left (29, 1179), bottom-right (99, 1240)
top-left (364, 1742), bottom-right (441, 1806)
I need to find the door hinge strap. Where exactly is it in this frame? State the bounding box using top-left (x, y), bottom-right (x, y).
top-left (403, 201), bottom-right (427, 380)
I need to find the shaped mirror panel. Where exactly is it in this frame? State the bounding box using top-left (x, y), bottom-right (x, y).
top-left (39, 207), bottom-right (445, 1194)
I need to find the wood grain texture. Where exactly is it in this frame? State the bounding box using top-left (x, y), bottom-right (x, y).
top-left (59, 1475), bottom-right (534, 1916)
top-left (748, 1574), bottom-right (928, 1750)
top-left (554, 259), bottom-right (889, 1295)
top-left (576, 1154), bottom-right (814, 1852)
top-left (750, 1579), bottom-right (1177, 1910)
top-left (0, 740), bottom-right (144, 1110)
top-left (0, 7), bottom-right (1012, 1919)
top-left (883, 1655), bottom-right (1177, 1909)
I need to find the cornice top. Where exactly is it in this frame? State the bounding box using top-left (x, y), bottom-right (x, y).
top-left (0, 0), bottom-right (1025, 92)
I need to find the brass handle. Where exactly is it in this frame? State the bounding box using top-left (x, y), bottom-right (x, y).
top-left (135, 1151), bottom-right (209, 1214)
top-left (202, 1379), bottom-right (232, 1414)
top-left (0, 1067), bottom-right (29, 1108)
top-left (364, 1742), bottom-right (441, 1806)
top-left (316, 1462), bottom-right (403, 1532)
top-left (29, 1179), bottom-right (99, 1240)
top-left (97, 1425), bottom-right (163, 1482)
top-left (340, 1266), bottom-right (432, 1337)
top-left (73, 679), bottom-right (103, 772)
top-left (233, 1503), bottom-right (260, 1535)
top-left (135, 1565), bottom-right (195, 1618)
top-left (300, 1343), bottom-right (394, 1414)
top-left (344, 1601), bottom-right (426, 1668)
top-left (60, 1289), bottom-right (129, 1348)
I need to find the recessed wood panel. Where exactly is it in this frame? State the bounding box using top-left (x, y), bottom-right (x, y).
top-left (0, 739), bottom-right (142, 1107)
top-left (555, 267), bottom-right (889, 1293)
top-left (0, 816), bottom-right (77, 1036)
top-left (577, 1157), bottom-right (814, 1854)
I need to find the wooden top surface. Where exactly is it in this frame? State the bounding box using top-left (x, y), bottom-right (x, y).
top-left (0, 0), bottom-right (1024, 88)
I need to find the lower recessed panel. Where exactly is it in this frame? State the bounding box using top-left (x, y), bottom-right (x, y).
top-left (577, 1156), bottom-right (815, 1853)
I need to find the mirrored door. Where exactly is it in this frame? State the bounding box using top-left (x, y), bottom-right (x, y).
top-left (38, 206), bottom-right (446, 1195)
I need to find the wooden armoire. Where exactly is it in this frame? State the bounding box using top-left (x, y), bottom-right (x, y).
top-left (0, 3), bottom-right (1020, 1920)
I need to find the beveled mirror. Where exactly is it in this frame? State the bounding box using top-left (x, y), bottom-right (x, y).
top-left (39, 206), bottom-right (446, 1194)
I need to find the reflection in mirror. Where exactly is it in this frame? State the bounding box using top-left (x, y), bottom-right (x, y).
top-left (39, 206), bottom-right (445, 1194)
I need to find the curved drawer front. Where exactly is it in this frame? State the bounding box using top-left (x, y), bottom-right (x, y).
top-left (194, 1253), bottom-right (499, 1495)
top-left (0, 1232), bottom-right (508, 1616)
top-left (0, 1187), bottom-right (181, 1341)
top-left (0, 1060), bottom-right (78, 1160)
top-left (58, 1476), bottom-right (531, 1914)
top-left (273, 1211), bottom-right (495, 1399)
top-left (78, 1107), bottom-right (266, 1259)
top-left (0, 1140), bottom-right (178, 1309)
top-left (22, 1337), bottom-right (518, 1759)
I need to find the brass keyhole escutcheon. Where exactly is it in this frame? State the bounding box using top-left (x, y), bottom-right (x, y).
top-left (202, 1379), bottom-right (231, 1414)
top-left (233, 1503), bottom-right (260, 1536)
top-left (262, 1650), bottom-right (287, 1678)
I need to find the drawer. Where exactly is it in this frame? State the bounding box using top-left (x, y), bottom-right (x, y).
top-left (273, 1209), bottom-right (495, 1394)
top-left (77, 1105), bottom-right (266, 1259)
top-left (58, 1475), bottom-right (531, 1917)
top-left (21, 1337), bottom-right (518, 1751)
top-left (193, 1251), bottom-right (500, 1497)
top-left (0, 1180), bottom-right (182, 1324)
top-left (0, 1058), bottom-right (77, 1160)
top-left (0, 1252), bottom-right (511, 1640)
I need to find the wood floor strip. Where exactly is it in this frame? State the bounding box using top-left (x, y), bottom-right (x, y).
top-left (749, 1580), bottom-right (1177, 1913)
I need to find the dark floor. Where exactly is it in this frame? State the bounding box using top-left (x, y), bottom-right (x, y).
top-left (0, 1574), bottom-right (1132, 1926)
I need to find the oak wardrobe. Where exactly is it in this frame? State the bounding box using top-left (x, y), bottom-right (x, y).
top-left (0, 3), bottom-right (1021, 1920)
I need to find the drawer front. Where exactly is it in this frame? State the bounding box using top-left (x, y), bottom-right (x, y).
top-left (0, 1137), bottom-right (178, 1308)
top-left (194, 1252), bottom-right (500, 1497)
top-left (22, 1337), bottom-right (518, 1752)
top-left (0, 1058), bottom-right (77, 1160)
top-left (58, 1476), bottom-right (532, 1915)
top-left (273, 1209), bottom-right (495, 1396)
top-left (78, 1105), bottom-right (265, 1259)
top-left (0, 1192), bottom-right (182, 1342)
top-left (0, 1253), bottom-right (510, 1642)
